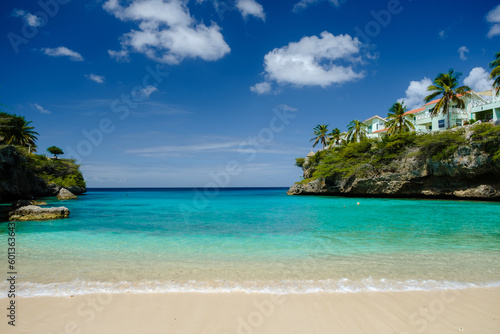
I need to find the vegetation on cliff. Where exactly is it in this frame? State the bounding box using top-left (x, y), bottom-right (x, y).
top-left (296, 123), bottom-right (500, 184)
top-left (0, 112), bottom-right (86, 201)
top-left (22, 148), bottom-right (86, 189)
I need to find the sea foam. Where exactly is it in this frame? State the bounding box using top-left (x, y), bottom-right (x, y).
top-left (2, 278), bottom-right (500, 298)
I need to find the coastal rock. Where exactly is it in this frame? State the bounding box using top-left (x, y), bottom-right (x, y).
top-left (57, 188), bottom-right (78, 200)
top-left (289, 140), bottom-right (500, 200)
top-left (9, 205), bottom-right (70, 221)
top-left (453, 185), bottom-right (500, 199)
top-left (11, 199), bottom-right (48, 208)
top-left (65, 186), bottom-right (86, 195)
top-left (11, 199), bottom-right (33, 209)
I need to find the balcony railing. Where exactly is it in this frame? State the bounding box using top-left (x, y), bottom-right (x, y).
top-left (450, 108), bottom-right (468, 114)
top-left (470, 96), bottom-right (500, 108)
top-left (415, 112), bottom-right (432, 121)
top-left (414, 108), bottom-right (468, 122)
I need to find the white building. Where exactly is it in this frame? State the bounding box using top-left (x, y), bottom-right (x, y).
top-left (362, 115), bottom-right (388, 139)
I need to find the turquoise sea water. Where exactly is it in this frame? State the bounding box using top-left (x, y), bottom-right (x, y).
top-left (1, 188), bottom-right (499, 296)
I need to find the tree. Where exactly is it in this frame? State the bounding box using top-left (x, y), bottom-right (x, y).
top-left (424, 69), bottom-right (471, 128)
top-left (0, 112), bottom-right (39, 151)
top-left (310, 124), bottom-right (329, 149)
top-left (386, 101), bottom-right (415, 134)
top-left (47, 146), bottom-right (64, 158)
top-left (326, 128), bottom-right (341, 148)
top-left (0, 112), bottom-right (11, 143)
top-left (346, 120), bottom-right (366, 143)
top-left (489, 52), bottom-right (500, 96)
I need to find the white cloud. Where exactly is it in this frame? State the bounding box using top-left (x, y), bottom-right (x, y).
top-left (438, 30), bottom-right (446, 38)
top-left (108, 49), bottom-right (130, 62)
top-left (236, 0), bottom-right (265, 20)
top-left (458, 46), bottom-right (469, 60)
top-left (85, 74), bottom-right (105, 84)
top-left (398, 77), bottom-right (432, 110)
top-left (487, 24), bottom-right (500, 38)
top-left (464, 67), bottom-right (493, 92)
top-left (125, 141), bottom-right (242, 155)
top-left (277, 104), bottom-right (298, 112)
top-left (135, 85), bottom-right (159, 99)
top-left (486, 4), bottom-right (500, 38)
top-left (32, 103), bottom-right (51, 114)
top-left (259, 32), bottom-right (365, 88)
top-left (293, 0), bottom-right (345, 12)
top-left (250, 81), bottom-right (272, 94)
top-left (12, 9), bottom-right (43, 27)
top-left (103, 0), bottom-right (230, 64)
top-left (125, 140), bottom-right (299, 157)
top-left (41, 47), bottom-right (84, 61)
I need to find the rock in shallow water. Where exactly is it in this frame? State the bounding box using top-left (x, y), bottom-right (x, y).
top-left (57, 188), bottom-right (77, 200)
top-left (9, 205), bottom-right (70, 221)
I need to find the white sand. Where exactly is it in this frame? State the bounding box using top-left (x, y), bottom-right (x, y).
top-left (2, 287), bottom-right (499, 334)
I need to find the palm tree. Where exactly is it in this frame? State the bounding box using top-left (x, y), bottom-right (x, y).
top-left (310, 124), bottom-right (329, 149)
top-left (326, 127), bottom-right (341, 148)
top-left (489, 52), bottom-right (500, 96)
top-left (346, 120), bottom-right (366, 143)
top-left (0, 112), bottom-right (13, 144)
top-left (1, 114), bottom-right (39, 151)
top-left (386, 101), bottom-right (415, 134)
top-left (424, 69), bottom-right (471, 128)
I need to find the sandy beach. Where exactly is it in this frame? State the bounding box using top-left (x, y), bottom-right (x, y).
top-left (2, 287), bottom-right (499, 334)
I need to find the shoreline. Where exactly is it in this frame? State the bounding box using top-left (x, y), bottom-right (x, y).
top-left (2, 287), bottom-right (499, 333)
top-left (2, 279), bottom-right (500, 298)
top-left (287, 189), bottom-right (500, 202)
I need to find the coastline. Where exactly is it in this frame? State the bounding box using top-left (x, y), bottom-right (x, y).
top-left (2, 287), bottom-right (499, 333)
top-left (2, 189), bottom-right (499, 332)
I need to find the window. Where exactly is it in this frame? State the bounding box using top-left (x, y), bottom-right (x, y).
top-left (438, 120), bottom-right (445, 129)
top-left (455, 119), bottom-right (462, 126)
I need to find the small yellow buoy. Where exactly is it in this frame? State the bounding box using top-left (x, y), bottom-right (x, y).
top-left (357, 202), bottom-right (360, 205)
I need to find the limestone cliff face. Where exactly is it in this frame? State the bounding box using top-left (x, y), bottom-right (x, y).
top-left (288, 141), bottom-right (500, 200)
top-left (0, 146), bottom-right (86, 202)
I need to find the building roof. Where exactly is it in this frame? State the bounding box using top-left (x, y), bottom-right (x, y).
top-left (306, 150), bottom-right (315, 157)
top-left (373, 128), bottom-right (388, 134)
top-left (403, 107), bottom-right (425, 115)
top-left (362, 115), bottom-right (387, 123)
top-left (423, 98), bottom-right (440, 106)
top-left (423, 92), bottom-right (472, 106)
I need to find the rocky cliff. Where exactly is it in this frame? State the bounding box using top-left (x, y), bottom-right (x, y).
top-left (288, 124), bottom-right (500, 200)
top-left (0, 145), bottom-right (86, 203)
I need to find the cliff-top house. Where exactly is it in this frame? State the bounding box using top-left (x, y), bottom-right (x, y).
top-left (362, 90), bottom-right (498, 138)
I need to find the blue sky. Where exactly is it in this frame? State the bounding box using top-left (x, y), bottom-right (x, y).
top-left (1, 0), bottom-right (499, 187)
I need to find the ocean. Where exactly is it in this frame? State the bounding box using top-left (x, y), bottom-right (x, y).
top-left (1, 188), bottom-right (499, 296)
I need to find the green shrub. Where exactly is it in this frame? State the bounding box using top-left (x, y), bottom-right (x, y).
top-left (18, 148), bottom-right (87, 188)
top-left (297, 125), bottom-right (499, 182)
top-left (307, 150), bottom-right (328, 166)
top-left (416, 130), bottom-right (466, 161)
top-left (297, 177), bottom-right (315, 185)
top-left (42, 173), bottom-right (86, 188)
top-left (295, 157), bottom-right (305, 168)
